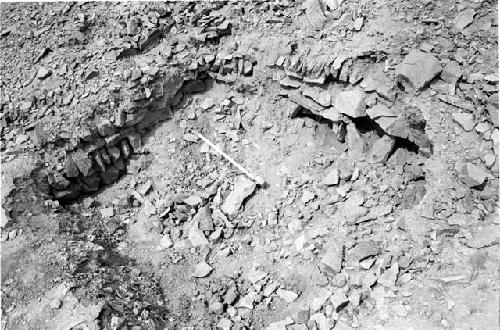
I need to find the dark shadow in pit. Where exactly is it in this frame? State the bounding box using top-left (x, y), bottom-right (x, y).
top-left (295, 109), bottom-right (430, 159)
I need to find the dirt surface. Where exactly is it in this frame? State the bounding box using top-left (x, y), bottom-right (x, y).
top-left (1, 1), bottom-right (499, 329)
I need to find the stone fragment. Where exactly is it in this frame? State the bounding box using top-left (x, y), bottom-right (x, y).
top-left (339, 192), bottom-right (367, 223)
top-left (48, 171), bottom-right (70, 190)
top-left (392, 302), bottom-right (408, 317)
top-left (396, 50), bottom-right (442, 91)
top-left (305, 0), bottom-right (326, 30)
top-left (369, 135), bottom-right (395, 164)
top-left (441, 61), bottom-right (463, 84)
top-left (360, 65), bottom-right (395, 100)
top-left (127, 19), bottom-right (138, 35)
top-left (192, 261), bottom-right (212, 278)
top-left (362, 271), bottom-right (377, 288)
top-left (79, 175), bottom-right (100, 193)
top-left (263, 281), bottom-right (279, 297)
top-left (318, 107), bottom-right (341, 122)
top-left (217, 318), bottom-right (232, 330)
top-left (120, 139), bottom-right (132, 158)
top-left (276, 289), bottom-right (299, 303)
top-left (486, 93), bottom-right (498, 127)
top-left (267, 317), bottom-right (294, 330)
top-left (100, 149), bottom-right (111, 165)
top-left (159, 234), bottom-right (173, 249)
top-left (247, 269), bottom-right (267, 284)
top-left (53, 183), bottom-right (82, 201)
top-left (366, 104), bottom-right (396, 119)
top-left (72, 151), bottom-right (93, 176)
top-left (187, 220), bottom-right (209, 247)
top-left (353, 17), bottom-right (364, 31)
top-left (130, 68), bottom-right (142, 81)
top-left (330, 292), bottom-right (349, 312)
top-left (457, 163), bottom-right (491, 188)
top-left (310, 288), bottom-right (332, 312)
top-left (37, 67), bottom-right (51, 80)
top-left (321, 242), bottom-right (344, 273)
top-left (454, 9), bottom-right (475, 30)
top-left (184, 195), bottom-right (202, 207)
top-left (221, 176), bottom-right (256, 217)
top-left (310, 313), bottom-right (332, 330)
top-left (301, 190), bottom-right (315, 203)
top-left (322, 168), bottom-right (339, 186)
top-left (334, 89), bottom-right (366, 118)
top-left (452, 113), bottom-right (475, 131)
top-left (100, 207), bottom-right (114, 218)
top-left (237, 291), bottom-right (258, 309)
top-left (447, 212), bottom-right (471, 226)
top-left (279, 77), bottom-right (301, 88)
top-left (302, 87), bottom-right (331, 107)
top-left (209, 301), bottom-right (224, 314)
top-left (378, 263), bottom-right (399, 289)
top-left (464, 225), bottom-right (499, 248)
top-left (127, 132), bottom-right (141, 151)
top-left (346, 123), bottom-right (365, 158)
top-left (289, 91), bottom-right (324, 114)
top-left (201, 98), bottom-right (215, 110)
top-left (194, 207), bottom-right (214, 232)
top-left (100, 166), bottom-right (120, 185)
top-left (346, 240), bottom-right (380, 261)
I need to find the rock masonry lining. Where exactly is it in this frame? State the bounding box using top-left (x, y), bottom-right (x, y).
top-left (45, 45), bottom-right (436, 203)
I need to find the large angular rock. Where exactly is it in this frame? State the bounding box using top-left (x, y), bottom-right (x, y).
top-left (360, 65), bottom-right (396, 100)
top-left (457, 163), bottom-right (492, 188)
top-left (366, 104), bottom-right (396, 119)
top-left (452, 113), bottom-right (475, 131)
top-left (221, 176), bottom-right (256, 217)
top-left (72, 150), bottom-right (93, 176)
top-left (334, 89), bottom-right (366, 118)
top-left (289, 91), bottom-right (324, 114)
top-left (396, 50), bottom-right (442, 91)
top-left (321, 242), bottom-right (344, 273)
top-left (187, 219), bottom-right (209, 247)
top-left (369, 135), bottom-right (395, 164)
top-left (441, 61), bottom-right (463, 84)
top-left (194, 206), bottom-right (214, 232)
top-left (346, 240), bottom-right (380, 262)
top-left (486, 93), bottom-right (499, 127)
top-left (454, 9), bottom-right (475, 30)
top-left (346, 123), bottom-right (365, 159)
top-left (305, 0), bottom-right (326, 30)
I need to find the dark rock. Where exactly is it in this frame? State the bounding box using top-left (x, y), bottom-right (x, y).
top-left (107, 146), bottom-right (121, 162)
top-left (97, 120), bottom-right (116, 137)
top-left (72, 150), bottom-right (93, 176)
top-left (48, 171), bottom-right (70, 190)
top-left (79, 174), bottom-right (101, 193)
top-left (64, 154), bottom-right (80, 178)
top-left (53, 183), bottom-right (82, 202)
top-left (100, 166), bottom-right (120, 185)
